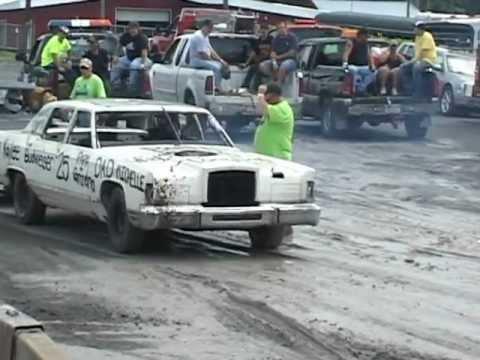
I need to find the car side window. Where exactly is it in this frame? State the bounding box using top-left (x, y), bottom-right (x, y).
top-left (43, 107), bottom-right (75, 142)
top-left (66, 111), bottom-right (93, 148)
top-left (163, 39), bottom-right (180, 65)
top-left (298, 45), bottom-right (312, 70)
top-left (175, 39), bottom-right (188, 66)
top-left (23, 106), bottom-right (52, 135)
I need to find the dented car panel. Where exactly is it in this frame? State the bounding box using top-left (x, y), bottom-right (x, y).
top-left (0, 99), bottom-right (320, 233)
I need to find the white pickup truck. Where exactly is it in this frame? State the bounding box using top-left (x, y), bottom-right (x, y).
top-left (150, 32), bottom-right (302, 131)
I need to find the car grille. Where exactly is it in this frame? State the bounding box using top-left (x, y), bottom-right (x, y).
top-left (205, 171), bottom-right (257, 207)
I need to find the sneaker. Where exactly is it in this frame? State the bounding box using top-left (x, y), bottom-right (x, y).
top-left (380, 87), bottom-right (387, 95)
top-left (392, 88), bottom-right (398, 96)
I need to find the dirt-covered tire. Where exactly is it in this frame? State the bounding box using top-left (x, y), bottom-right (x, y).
top-left (405, 115), bottom-right (429, 140)
top-left (13, 173), bottom-right (46, 225)
top-left (321, 104), bottom-right (340, 138)
top-left (249, 226), bottom-right (286, 251)
top-left (107, 187), bottom-right (145, 254)
top-left (440, 85), bottom-right (455, 116)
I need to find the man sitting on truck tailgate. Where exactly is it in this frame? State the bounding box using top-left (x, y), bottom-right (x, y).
top-left (41, 26), bottom-right (71, 71)
top-left (189, 19), bottom-right (229, 93)
top-left (259, 21), bottom-right (298, 85)
top-left (399, 22), bottom-right (437, 98)
top-left (343, 28), bottom-right (376, 95)
top-left (111, 22), bottom-right (151, 92)
top-left (240, 23), bottom-right (272, 92)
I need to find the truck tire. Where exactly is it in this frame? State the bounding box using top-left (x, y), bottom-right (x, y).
top-left (13, 173), bottom-right (46, 225)
top-left (440, 86), bottom-right (455, 116)
top-left (405, 115), bottom-right (429, 140)
top-left (321, 105), bottom-right (339, 138)
top-left (107, 187), bottom-right (145, 254)
top-left (249, 226), bottom-right (285, 251)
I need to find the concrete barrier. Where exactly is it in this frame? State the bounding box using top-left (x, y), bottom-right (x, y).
top-left (0, 304), bottom-right (68, 360)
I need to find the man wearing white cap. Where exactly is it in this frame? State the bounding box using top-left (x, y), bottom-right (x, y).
top-left (70, 58), bottom-right (106, 99)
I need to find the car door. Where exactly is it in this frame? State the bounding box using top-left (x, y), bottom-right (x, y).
top-left (54, 109), bottom-right (97, 215)
top-left (29, 105), bottom-right (76, 206)
top-left (152, 38), bottom-right (183, 101)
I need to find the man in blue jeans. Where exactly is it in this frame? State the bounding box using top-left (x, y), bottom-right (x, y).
top-left (189, 19), bottom-right (229, 93)
top-left (111, 22), bottom-right (151, 92)
top-left (399, 22), bottom-right (437, 98)
top-left (342, 28), bottom-right (376, 95)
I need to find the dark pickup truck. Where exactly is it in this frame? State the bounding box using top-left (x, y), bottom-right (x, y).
top-left (298, 37), bottom-right (438, 139)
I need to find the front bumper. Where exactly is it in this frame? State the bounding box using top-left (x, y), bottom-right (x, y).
top-left (130, 203), bottom-right (321, 231)
top-left (207, 96), bottom-right (261, 118)
top-left (455, 96), bottom-right (480, 109)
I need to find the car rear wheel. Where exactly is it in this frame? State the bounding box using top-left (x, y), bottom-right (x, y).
top-left (249, 226), bottom-right (286, 251)
top-left (405, 115), bottom-right (429, 140)
top-left (107, 187), bottom-right (145, 254)
top-left (321, 104), bottom-right (340, 138)
top-left (13, 173), bottom-right (46, 225)
top-left (440, 86), bottom-right (455, 116)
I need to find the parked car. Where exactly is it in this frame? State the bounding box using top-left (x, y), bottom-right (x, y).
top-left (150, 32), bottom-right (303, 132)
top-left (0, 99), bottom-right (320, 254)
top-left (398, 42), bottom-right (476, 115)
top-left (298, 37), bottom-right (438, 139)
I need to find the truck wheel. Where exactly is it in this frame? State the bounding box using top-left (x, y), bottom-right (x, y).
top-left (440, 86), bottom-right (455, 116)
top-left (321, 105), bottom-right (339, 138)
top-left (107, 187), bottom-right (145, 254)
top-left (405, 115), bottom-right (429, 140)
top-left (347, 119), bottom-right (363, 133)
top-left (249, 226), bottom-right (285, 251)
top-left (13, 173), bottom-right (46, 225)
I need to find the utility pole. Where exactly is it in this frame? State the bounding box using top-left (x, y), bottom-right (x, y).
top-left (100, 0), bottom-right (106, 18)
top-left (25, 0), bottom-right (33, 50)
top-left (406, 0), bottom-right (411, 18)
top-left (223, 0), bottom-right (228, 9)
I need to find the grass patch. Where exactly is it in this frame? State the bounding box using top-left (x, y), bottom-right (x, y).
top-left (0, 50), bottom-right (16, 61)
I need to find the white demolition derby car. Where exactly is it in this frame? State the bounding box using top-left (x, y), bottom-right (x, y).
top-left (0, 99), bottom-right (320, 253)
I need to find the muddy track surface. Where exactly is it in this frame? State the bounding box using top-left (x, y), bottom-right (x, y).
top-left (0, 115), bottom-right (479, 359)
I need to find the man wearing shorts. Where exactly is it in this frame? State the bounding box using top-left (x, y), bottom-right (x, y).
top-left (259, 21), bottom-right (298, 84)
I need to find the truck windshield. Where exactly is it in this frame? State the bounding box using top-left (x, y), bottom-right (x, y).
top-left (447, 55), bottom-right (475, 76)
top-left (210, 37), bottom-right (256, 64)
top-left (94, 111), bottom-right (231, 147)
top-left (426, 23), bottom-right (475, 52)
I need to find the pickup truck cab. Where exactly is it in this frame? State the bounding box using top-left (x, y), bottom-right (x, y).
top-left (299, 37), bottom-right (437, 139)
top-left (150, 32), bottom-right (302, 131)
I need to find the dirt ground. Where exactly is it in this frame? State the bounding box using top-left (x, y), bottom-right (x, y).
top-left (0, 114), bottom-right (479, 360)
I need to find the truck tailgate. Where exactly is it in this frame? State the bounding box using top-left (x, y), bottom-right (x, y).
top-left (338, 96), bottom-right (438, 116)
top-left (207, 94), bottom-right (260, 118)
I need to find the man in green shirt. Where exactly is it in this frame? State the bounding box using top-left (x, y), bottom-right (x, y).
top-left (254, 82), bottom-right (294, 160)
top-left (41, 26), bottom-right (72, 69)
top-left (70, 58), bottom-right (107, 99)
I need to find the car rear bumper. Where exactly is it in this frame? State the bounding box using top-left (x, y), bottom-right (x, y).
top-left (333, 97), bottom-right (438, 117)
top-left (130, 203), bottom-right (321, 231)
top-left (456, 96), bottom-right (480, 109)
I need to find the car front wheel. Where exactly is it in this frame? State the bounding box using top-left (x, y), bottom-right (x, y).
top-left (249, 226), bottom-right (286, 251)
top-left (107, 187), bottom-right (145, 254)
top-left (13, 173), bottom-right (46, 225)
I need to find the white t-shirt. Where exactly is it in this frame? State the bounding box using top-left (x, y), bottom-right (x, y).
top-left (189, 30), bottom-right (212, 61)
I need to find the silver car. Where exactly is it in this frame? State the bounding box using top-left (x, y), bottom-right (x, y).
top-left (397, 42), bottom-right (476, 116)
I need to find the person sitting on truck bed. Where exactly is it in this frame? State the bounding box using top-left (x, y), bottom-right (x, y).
top-left (240, 23), bottom-right (272, 92)
top-left (41, 26), bottom-right (71, 71)
top-left (399, 22), bottom-right (437, 98)
top-left (189, 19), bottom-right (229, 94)
top-left (377, 43), bottom-right (406, 96)
top-left (259, 21), bottom-right (298, 85)
top-left (84, 36), bottom-right (111, 94)
top-left (111, 22), bottom-right (151, 91)
top-left (342, 28), bottom-right (376, 95)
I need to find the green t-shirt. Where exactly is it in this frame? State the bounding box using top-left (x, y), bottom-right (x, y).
top-left (70, 74), bottom-right (107, 99)
top-left (41, 35), bottom-right (72, 67)
top-left (254, 100), bottom-right (294, 160)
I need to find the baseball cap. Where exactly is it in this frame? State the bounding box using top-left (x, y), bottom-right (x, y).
top-left (415, 21), bottom-right (426, 28)
top-left (59, 26), bottom-right (69, 34)
top-left (79, 58), bottom-right (92, 69)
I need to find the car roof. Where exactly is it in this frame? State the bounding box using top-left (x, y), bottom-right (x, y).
top-left (299, 37), bottom-right (389, 45)
top-left (399, 41), bottom-right (472, 57)
top-left (425, 18), bottom-right (480, 26)
top-left (49, 99), bottom-right (210, 113)
top-left (179, 32), bottom-right (257, 39)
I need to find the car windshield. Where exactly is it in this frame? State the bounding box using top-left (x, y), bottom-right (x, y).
top-left (447, 55), bottom-right (475, 76)
top-left (94, 111), bottom-right (231, 147)
top-left (69, 34), bottom-right (118, 59)
top-left (210, 37), bottom-right (256, 64)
